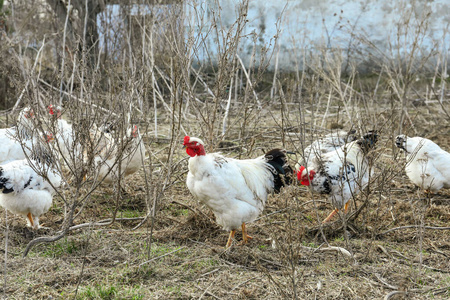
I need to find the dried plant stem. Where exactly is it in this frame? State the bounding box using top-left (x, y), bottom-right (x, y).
top-left (3, 209), bottom-right (8, 299)
top-left (380, 225), bottom-right (450, 236)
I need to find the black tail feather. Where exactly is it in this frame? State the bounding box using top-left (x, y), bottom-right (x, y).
top-left (0, 167), bottom-right (13, 194)
top-left (265, 148), bottom-right (293, 193)
top-left (357, 131), bottom-right (378, 154)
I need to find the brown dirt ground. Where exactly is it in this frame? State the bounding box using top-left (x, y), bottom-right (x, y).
top-left (0, 103), bottom-right (449, 299)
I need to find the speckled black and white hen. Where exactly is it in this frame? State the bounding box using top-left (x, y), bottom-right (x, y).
top-left (0, 146), bottom-right (62, 229)
top-left (297, 131), bottom-right (378, 223)
top-left (295, 130), bottom-right (357, 170)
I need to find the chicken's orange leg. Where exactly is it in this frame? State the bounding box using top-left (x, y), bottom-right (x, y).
top-left (323, 202), bottom-right (350, 223)
top-left (225, 230), bottom-right (236, 248)
top-left (241, 222), bottom-right (253, 244)
top-left (322, 208), bottom-right (338, 223)
top-left (27, 213), bottom-right (35, 228)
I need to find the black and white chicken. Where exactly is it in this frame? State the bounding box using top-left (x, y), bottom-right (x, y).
top-left (184, 136), bottom-right (292, 248)
top-left (0, 144), bottom-right (62, 229)
top-left (395, 135), bottom-right (450, 193)
top-left (297, 131), bottom-right (378, 223)
top-left (295, 129), bottom-right (357, 170)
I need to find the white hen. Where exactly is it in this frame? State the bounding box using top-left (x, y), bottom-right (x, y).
top-left (0, 150), bottom-right (62, 229)
top-left (47, 105), bottom-right (76, 161)
top-left (297, 131), bottom-right (378, 223)
top-left (94, 125), bottom-right (146, 184)
top-left (184, 136), bottom-right (292, 248)
top-left (0, 107), bottom-right (36, 164)
top-left (395, 135), bottom-right (450, 193)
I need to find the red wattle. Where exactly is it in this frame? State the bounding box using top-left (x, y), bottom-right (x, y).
top-left (186, 147), bottom-right (197, 157)
top-left (297, 166), bottom-right (306, 181)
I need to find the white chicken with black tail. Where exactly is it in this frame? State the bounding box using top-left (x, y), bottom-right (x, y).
top-left (295, 129), bottom-right (358, 170)
top-left (184, 136), bottom-right (292, 248)
top-left (0, 140), bottom-right (62, 230)
top-left (297, 131), bottom-right (378, 223)
top-left (395, 135), bottom-right (450, 193)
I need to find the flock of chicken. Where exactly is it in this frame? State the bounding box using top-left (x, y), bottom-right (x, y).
top-left (184, 130), bottom-right (450, 247)
top-left (0, 106), bottom-right (449, 249)
top-left (0, 106), bottom-right (145, 229)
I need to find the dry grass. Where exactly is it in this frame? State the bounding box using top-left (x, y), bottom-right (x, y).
top-left (0, 0), bottom-right (449, 299)
top-left (0, 102), bottom-right (448, 299)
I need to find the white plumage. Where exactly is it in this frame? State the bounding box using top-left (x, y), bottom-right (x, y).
top-left (94, 125), bottom-right (146, 184)
top-left (395, 135), bottom-right (450, 193)
top-left (0, 157), bottom-right (62, 229)
top-left (0, 107), bottom-right (36, 164)
top-left (184, 136), bottom-right (291, 248)
top-left (295, 130), bottom-right (357, 170)
top-left (48, 105), bottom-right (76, 161)
top-left (297, 132), bottom-right (378, 223)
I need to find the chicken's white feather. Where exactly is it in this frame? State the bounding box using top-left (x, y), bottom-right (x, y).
top-left (0, 107), bottom-right (36, 164)
top-left (396, 135), bottom-right (450, 192)
top-left (298, 132), bottom-right (378, 220)
top-left (0, 158), bottom-right (62, 229)
top-left (186, 153), bottom-right (273, 231)
top-left (295, 130), bottom-right (357, 171)
top-left (94, 126), bottom-right (146, 183)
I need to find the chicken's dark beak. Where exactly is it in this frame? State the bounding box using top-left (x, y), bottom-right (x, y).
top-left (395, 137), bottom-right (406, 151)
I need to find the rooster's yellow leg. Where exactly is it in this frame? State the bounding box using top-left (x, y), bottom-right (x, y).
top-left (344, 202), bottom-right (349, 213)
top-left (225, 230), bottom-right (236, 248)
top-left (27, 213), bottom-right (35, 228)
top-left (241, 222), bottom-right (253, 244)
top-left (322, 208), bottom-right (339, 223)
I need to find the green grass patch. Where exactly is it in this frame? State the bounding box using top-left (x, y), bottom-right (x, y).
top-left (77, 284), bottom-right (144, 300)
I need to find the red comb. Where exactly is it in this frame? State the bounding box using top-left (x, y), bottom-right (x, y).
top-left (48, 105), bottom-right (54, 115)
top-left (131, 125), bottom-right (138, 137)
top-left (183, 136), bottom-right (190, 145)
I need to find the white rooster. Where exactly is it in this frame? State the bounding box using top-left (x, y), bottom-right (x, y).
top-left (395, 135), bottom-right (450, 193)
top-left (183, 136), bottom-right (292, 248)
top-left (297, 131), bottom-right (378, 223)
top-left (0, 107), bottom-right (36, 164)
top-left (0, 146), bottom-right (62, 229)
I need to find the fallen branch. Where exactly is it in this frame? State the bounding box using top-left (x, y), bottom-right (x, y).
top-left (375, 273), bottom-right (397, 290)
top-left (316, 246), bottom-right (352, 258)
top-left (384, 291), bottom-right (406, 300)
top-left (57, 217), bottom-right (145, 234)
top-left (23, 233), bottom-right (66, 258)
